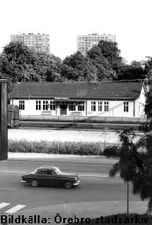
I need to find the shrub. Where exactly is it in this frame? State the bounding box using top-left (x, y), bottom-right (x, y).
top-left (103, 145), bottom-right (120, 158)
top-left (8, 140), bottom-right (113, 155)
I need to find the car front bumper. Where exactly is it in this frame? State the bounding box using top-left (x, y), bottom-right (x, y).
top-left (21, 180), bottom-right (27, 183)
top-left (73, 180), bottom-right (80, 186)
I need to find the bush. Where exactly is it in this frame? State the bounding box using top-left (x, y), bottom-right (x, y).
top-left (8, 140), bottom-right (111, 155)
top-left (103, 145), bottom-right (120, 158)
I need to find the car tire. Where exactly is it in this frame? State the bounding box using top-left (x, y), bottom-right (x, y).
top-left (31, 180), bottom-right (39, 187)
top-left (64, 181), bottom-right (73, 189)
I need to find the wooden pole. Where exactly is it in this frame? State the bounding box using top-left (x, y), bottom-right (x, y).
top-left (0, 80), bottom-right (8, 160)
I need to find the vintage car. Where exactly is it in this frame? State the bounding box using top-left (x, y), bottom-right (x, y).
top-left (21, 166), bottom-right (80, 189)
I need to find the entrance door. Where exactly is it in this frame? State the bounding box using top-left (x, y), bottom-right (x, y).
top-left (60, 104), bottom-right (67, 115)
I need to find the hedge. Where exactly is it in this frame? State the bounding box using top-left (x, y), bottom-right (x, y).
top-left (8, 140), bottom-right (119, 156)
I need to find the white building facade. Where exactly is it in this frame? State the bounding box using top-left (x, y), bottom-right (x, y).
top-left (9, 82), bottom-right (146, 121)
top-left (11, 33), bottom-right (50, 54)
top-left (77, 33), bottom-right (116, 55)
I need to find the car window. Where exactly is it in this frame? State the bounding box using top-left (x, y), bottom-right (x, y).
top-left (48, 170), bottom-right (55, 175)
top-left (35, 169), bottom-right (56, 175)
top-left (36, 169), bottom-right (48, 175)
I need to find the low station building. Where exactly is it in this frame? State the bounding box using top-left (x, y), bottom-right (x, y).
top-left (9, 81), bottom-right (146, 122)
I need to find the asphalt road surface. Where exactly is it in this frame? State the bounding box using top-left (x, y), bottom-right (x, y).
top-left (0, 157), bottom-right (142, 215)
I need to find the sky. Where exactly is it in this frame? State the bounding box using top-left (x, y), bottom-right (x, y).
top-left (0, 0), bottom-right (152, 63)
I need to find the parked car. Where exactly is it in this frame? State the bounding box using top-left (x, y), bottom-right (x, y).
top-left (21, 166), bottom-right (80, 189)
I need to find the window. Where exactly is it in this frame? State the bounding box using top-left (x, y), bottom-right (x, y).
top-left (98, 101), bottom-right (102, 111)
top-left (36, 101), bottom-right (41, 110)
top-left (78, 102), bottom-right (84, 111)
top-left (43, 101), bottom-right (49, 110)
top-left (69, 102), bottom-right (76, 111)
top-left (91, 101), bottom-right (96, 111)
top-left (124, 102), bottom-right (129, 112)
top-left (50, 101), bottom-right (55, 110)
top-left (19, 100), bottom-right (25, 110)
top-left (104, 102), bottom-right (109, 112)
top-left (36, 169), bottom-right (50, 175)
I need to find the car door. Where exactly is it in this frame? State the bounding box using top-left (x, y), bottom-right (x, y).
top-left (35, 169), bottom-right (51, 186)
top-left (47, 170), bottom-right (58, 187)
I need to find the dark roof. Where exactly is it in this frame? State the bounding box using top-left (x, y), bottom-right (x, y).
top-left (9, 81), bottom-right (144, 100)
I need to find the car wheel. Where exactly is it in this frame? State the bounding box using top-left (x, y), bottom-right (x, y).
top-left (64, 181), bottom-right (73, 189)
top-left (31, 180), bottom-right (39, 187)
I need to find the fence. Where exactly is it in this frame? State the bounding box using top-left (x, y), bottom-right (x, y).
top-left (20, 115), bottom-right (146, 124)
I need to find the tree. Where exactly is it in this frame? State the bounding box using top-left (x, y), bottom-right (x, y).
top-left (117, 64), bottom-right (145, 80)
top-left (132, 134), bottom-right (152, 214)
top-left (0, 41), bottom-right (62, 83)
top-left (61, 52), bottom-right (97, 81)
top-left (97, 40), bottom-right (123, 74)
top-left (0, 41), bottom-right (40, 82)
top-left (34, 52), bottom-right (62, 82)
top-left (144, 57), bottom-right (152, 80)
top-left (108, 128), bottom-right (152, 214)
top-left (87, 40), bottom-right (124, 80)
top-left (109, 129), bottom-right (137, 214)
top-left (87, 45), bottom-right (116, 80)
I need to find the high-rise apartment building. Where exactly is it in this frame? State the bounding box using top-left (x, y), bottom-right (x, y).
top-left (77, 33), bottom-right (116, 55)
top-left (11, 33), bottom-right (50, 54)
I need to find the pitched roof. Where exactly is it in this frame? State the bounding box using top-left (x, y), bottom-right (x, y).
top-left (9, 81), bottom-right (143, 100)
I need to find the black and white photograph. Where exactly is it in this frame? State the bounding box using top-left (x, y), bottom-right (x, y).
top-left (0, 0), bottom-right (152, 224)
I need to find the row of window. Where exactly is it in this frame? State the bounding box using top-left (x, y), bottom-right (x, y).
top-left (19, 101), bottom-right (85, 111)
top-left (36, 101), bottom-right (55, 111)
top-left (91, 101), bottom-right (109, 112)
top-left (91, 101), bottom-right (129, 112)
top-left (18, 101), bottom-right (129, 112)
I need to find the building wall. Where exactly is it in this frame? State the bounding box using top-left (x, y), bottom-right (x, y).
top-left (11, 33), bottom-right (50, 54)
top-left (77, 33), bottom-right (116, 55)
top-left (134, 86), bottom-right (146, 117)
top-left (86, 100), bottom-right (134, 117)
top-left (11, 96), bottom-right (145, 118)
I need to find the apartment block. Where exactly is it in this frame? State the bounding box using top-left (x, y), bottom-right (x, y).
top-left (77, 33), bottom-right (116, 55)
top-left (11, 33), bottom-right (50, 54)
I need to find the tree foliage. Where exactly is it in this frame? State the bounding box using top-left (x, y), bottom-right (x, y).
top-left (109, 129), bottom-right (137, 181)
top-left (117, 64), bottom-right (145, 80)
top-left (109, 129), bottom-right (152, 214)
top-left (87, 45), bottom-right (116, 80)
top-left (0, 41), bottom-right (62, 83)
top-left (0, 40), bottom-right (148, 83)
top-left (34, 52), bottom-right (62, 82)
top-left (61, 41), bottom-right (123, 82)
top-left (61, 52), bottom-right (98, 81)
top-left (97, 40), bottom-right (123, 73)
top-left (144, 57), bottom-right (152, 80)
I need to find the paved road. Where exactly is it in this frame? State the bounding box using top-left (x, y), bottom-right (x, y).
top-left (0, 157), bottom-right (142, 216)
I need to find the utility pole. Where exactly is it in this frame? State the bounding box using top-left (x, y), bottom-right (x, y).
top-left (0, 79), bottom-right (8, 160)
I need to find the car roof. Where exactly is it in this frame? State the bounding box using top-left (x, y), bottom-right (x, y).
top-left (36, 166), bottom-right (59, 171)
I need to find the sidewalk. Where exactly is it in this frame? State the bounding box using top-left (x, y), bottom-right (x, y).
top-left (8, 152), bottom-right (118, 164)
top-left (11, 201), bottom-right (148, 225)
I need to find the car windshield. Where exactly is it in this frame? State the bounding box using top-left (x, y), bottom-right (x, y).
top-left (54, 167), bottom-right (62, 175)
top-left (31, 168), bottom-right (39, 174)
